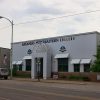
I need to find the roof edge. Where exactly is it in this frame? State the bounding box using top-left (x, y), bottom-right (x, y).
top-left (13, 31), bottom-right (100, 44)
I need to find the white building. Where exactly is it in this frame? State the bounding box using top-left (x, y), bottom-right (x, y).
top-left (12, 31), bottom-right (100, 79)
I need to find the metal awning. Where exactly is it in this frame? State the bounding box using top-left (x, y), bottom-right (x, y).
top-left (80, 59), bottom-right (91, 64)
top-left (54, 53), bottom-right (69, 58)
top-left (16, 61), bottom-right (22, 65)
top-left (12, 61), bottom-right (17, 65)
top-left (23, 56), bottom-right (32, 59)
top-left (71, 59), bottom-right (80, 64)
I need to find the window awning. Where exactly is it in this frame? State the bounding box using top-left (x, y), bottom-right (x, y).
top-left (23, 56), bottom-right (32, 59)
top-left (54, 53), bottom-right (69, 58)
top-left (12, 61), bottom-right (17, 65)
top-left (16, 61), bottom-right (22, 65)
top-left (80, 59), bottom-right (91, 64)
top-left (71, 59), bottom-right (80, 64)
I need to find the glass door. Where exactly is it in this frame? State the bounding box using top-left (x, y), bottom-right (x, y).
top-left (35, 58), bottom-right (43, 78)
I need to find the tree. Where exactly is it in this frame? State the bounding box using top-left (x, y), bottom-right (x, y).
top-left (91, 46), bottom-right (100, 72)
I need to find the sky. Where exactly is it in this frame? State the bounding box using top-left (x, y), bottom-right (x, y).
top-left (0, 0), bottom-right (100, 48)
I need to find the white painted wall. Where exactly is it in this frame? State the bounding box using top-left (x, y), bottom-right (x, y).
top-left (12, 32), bottom-right (98, 78)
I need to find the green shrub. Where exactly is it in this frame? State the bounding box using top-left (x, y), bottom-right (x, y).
top-left (12, 66), bottom-right (18, 76)
top-left (68, 75), bottom-right (82, 80)
top-left (15, 73), bottom-right (31, 78)
top-left (67, 75), bottom-right (89, 81)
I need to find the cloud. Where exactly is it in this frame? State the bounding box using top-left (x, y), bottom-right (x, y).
top-left (26, 5), bottom-right (64, 15)
top-left (0, 0), bottom-right (100, 48)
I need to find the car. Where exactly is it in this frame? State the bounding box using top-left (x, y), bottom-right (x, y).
top-left (0, 67), bottom-right (9, 79)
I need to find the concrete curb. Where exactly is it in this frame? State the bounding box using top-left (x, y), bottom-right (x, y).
top-left (11, 78), bottom-right (99, 85)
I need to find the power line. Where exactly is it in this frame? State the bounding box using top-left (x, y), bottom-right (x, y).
top-left (0, 9), bottom-right (100, 30)
top-left (15, 9), bottom-right (100, 25)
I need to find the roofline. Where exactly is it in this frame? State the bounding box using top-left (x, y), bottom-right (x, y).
top-left (0, 47), bottom-right (10, 50)
top-left (13, 31), bottom-right (100, 44)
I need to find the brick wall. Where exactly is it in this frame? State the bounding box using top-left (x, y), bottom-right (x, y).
top-left (16, 71), bottom-right (31, 78)
top-left (53, 72), bottom-right (100, 82)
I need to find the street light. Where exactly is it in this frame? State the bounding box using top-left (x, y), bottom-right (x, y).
top-left (0, 16), bottom-right (13, 79)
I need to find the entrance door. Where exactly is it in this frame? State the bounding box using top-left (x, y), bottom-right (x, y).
top-left (40, 58), bottom-right (43, 78)
top-left (35, 58), bottom-right (43, 78)
top-left (26, 59), bottom-right (31, 71)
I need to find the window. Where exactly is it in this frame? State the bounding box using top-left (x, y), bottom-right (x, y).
top-left (19, 65), bottom-right (22, 71)
top-left (58, 58), bottom-right (68, 72)
top-left (26, 59), bottom-right (31, 71)
top-left (84, 64), bottom-right (90, 72)
top-left (74, 64), bottom-right (80, 72)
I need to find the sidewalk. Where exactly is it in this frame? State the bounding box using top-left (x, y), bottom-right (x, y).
top-left (12, 77), bottom-right (100, 85)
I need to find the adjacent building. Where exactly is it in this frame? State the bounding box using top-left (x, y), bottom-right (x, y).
top-left (0, 47), bottom-right (10, 68)
top-left (12, 31), bottom-right (100, 79)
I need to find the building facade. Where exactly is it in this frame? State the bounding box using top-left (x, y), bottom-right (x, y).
top-left (12, 31), bottom-right (100, 79)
